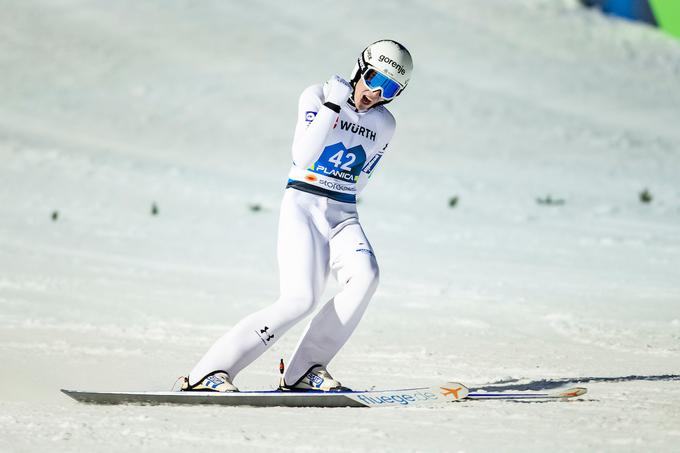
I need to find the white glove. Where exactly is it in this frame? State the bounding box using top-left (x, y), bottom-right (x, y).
top-left (323, 75), bottom-right (352, 105)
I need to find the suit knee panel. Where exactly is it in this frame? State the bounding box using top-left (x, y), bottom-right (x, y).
top-left (276, 295), bottom-right (317, 321)
top-left (345, 258), bottom-right (380, 292)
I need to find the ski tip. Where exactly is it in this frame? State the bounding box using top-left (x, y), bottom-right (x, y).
top-left (556, 387), bottom-right (587, 398)
top-left (438, 382), bottom-right (470, 401)
top-left (61, 389), bottom-right (79, 401)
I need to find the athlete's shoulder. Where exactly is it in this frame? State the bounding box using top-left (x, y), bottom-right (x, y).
top-left (372, 105), bottom-right (396, 132)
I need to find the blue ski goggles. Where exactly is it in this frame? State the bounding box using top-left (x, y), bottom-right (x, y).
top-left (362, 68), bottom-right (403, 100)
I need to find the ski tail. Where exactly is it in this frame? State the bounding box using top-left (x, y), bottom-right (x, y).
top-left (467, 386), bottom-right (587, 400)
top-left (554, 387), bottom-right (587, 398)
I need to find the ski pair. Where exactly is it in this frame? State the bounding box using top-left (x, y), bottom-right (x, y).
top-left (61, 383), bottom-right (587, 407)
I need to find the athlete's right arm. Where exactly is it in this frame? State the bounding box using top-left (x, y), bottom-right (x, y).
top-left (291, 76), bottom-right (352, 169)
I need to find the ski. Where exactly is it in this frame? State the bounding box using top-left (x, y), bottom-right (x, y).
top-left (466, 387), bottom-right (587, 400)
top-left (61, 381), bottom-right (469, 408)
top-left (61, 384), bottom-right (586, 407)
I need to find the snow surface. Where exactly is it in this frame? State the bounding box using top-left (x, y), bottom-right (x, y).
top-left (1, 0), bottom-right (680, 451)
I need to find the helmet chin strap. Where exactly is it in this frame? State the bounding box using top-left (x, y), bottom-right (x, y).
top-left (347, 93), bottom-right (358, 111)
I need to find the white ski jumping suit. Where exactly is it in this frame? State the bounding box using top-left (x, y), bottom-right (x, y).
top-left (189, 78), bottom-right (396, 385)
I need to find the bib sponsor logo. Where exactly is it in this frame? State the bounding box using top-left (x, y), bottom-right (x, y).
top-left (304, 174), bottom-right (318, 182)
top-left (338, 120), bottom-right (376, 141)
top-left (318, 180), bottom-right (354, 192)
top-left (310, 143), bottom-right (366, 183)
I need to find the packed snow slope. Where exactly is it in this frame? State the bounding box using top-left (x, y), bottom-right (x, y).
top-left (1, 0), bottom-right (679, 451)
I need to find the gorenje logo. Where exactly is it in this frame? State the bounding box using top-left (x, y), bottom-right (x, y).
top-left (378, 54), bottom-right (405, 75)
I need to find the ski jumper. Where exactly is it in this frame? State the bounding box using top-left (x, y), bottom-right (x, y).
top-left (189, 79), bottom-right (396, 386)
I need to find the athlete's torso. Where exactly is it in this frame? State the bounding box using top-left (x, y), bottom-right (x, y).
top-left (287, 83), bottom-right (396, 203)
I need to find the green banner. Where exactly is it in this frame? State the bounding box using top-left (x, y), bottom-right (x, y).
top-left (650, 0), bottom-right (680, 39)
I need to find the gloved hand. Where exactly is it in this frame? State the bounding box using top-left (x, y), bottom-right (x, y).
top-left (323, 75), bottom-right (353, 105)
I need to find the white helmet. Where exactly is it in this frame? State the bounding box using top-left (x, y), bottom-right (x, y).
top-left (350, 39), bottom-right (413, 100)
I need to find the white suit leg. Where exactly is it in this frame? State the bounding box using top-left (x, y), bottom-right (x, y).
top-left (284, 223), bottom-right (378, 383)
top-left (189, 191), bottom-right (330, 384)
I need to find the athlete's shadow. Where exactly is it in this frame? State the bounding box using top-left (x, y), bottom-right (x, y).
top-left (472, 374), bottom-right (680, 392)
